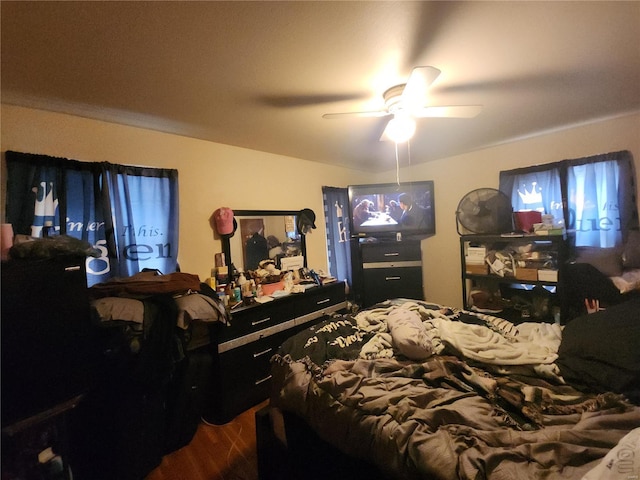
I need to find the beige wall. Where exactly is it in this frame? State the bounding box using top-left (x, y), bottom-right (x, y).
top-left (2, 105), bottom-right (639, 308)
top-left (0, 104), bottom-right (375, 281)
top-left (375, 112), bottom-right (640, 307)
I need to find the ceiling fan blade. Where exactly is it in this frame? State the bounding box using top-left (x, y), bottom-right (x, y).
top-left (413, 105), bottom-right (482, 118)
top-left (401, 66), bottom-right (442, 104)
top-left (259, 92), bottom-right (368, 108)
top-left (379, 118), bottom-right (393, 142)
top-left (322, 111), bottom-right (390, 119)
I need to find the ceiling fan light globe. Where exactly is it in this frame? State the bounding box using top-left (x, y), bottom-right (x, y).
top-left (386, 115), bottom-right (416, 143)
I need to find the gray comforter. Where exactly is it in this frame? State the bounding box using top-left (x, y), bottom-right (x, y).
top-left (270, 301), bottom-right (640, 480)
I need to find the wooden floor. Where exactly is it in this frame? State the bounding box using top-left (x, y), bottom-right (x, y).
top-left (145, 401), bottom-right (268, 480)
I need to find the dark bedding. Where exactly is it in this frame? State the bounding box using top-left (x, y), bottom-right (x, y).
top-left (270, 299), bottom-right (640, 480)
top-left (557, 297), bottom-right (640, 402)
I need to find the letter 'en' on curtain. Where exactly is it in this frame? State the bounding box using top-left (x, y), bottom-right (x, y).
top-left (322, 186), bottom-right (352, 289)
top-left (5, 151), bottom-right (179, 286)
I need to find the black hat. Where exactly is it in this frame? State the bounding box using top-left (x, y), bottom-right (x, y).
top-left (298, 208), bottom-right (317, 235)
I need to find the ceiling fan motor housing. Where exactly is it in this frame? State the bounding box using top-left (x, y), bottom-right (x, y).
top-left (383, 84), bottom-right (407, 113)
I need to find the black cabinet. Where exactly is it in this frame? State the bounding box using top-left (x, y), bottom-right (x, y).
top-left (1, 256), bottom-right (93, 428)
top-left (205, 281), bottom-right (347, 424)
top-left (1, 256), bottom-right (94, 480)
top-left (460, 234), bottom-right (568, 322)
top-left (352, 240), bottom-right (423, 308)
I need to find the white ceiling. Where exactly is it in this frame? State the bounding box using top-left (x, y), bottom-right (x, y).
top-left (2, 1), bottom-right (639, 172)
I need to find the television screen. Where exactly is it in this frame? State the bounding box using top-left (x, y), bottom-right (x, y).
top-left (348, 181), bottom-right (435, 237)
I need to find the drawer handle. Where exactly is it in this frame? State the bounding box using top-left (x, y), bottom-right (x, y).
top-left (385, 276), bottom-right (401, 281)
top-left (64, 265), bottom-right (81, 272)
top-left (255, 375), bottom-right (272, 385)
top-left (253, 347), bottom-right (273, 358)
top-left (251, 317), bottom-right (271, 326)
top-left (316, 298), bottom-right (331, 305)
top-left (384, 252), bottom-right (400, 257)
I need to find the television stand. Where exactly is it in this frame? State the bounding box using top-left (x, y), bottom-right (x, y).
top-left (350, 238), bottom-right (424, 308)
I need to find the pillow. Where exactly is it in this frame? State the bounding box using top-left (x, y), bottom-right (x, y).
top-left (622, 230), bottom-right (640, 268)
top-left (581, 428), bottom-right (640, 480)
top-left (386, 308), bottom-right (433, 360)
top-left (574, 246), bottom-right (624, 277)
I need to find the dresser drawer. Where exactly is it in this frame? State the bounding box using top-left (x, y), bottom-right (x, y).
top-left (205, 282), bottom-right (347, 424)
top-left (218, 300), bottom-right (296, 341)
top-left (296, 282), bottom-right (346, 317)
top-left (361, 241), bottom-right (421, 264)
top-left (213, 329), bottom-right (296, 423)
top-left (363, 267), bottom-right (423, 305)
top-left (219, 335), bottom-right (278, 389)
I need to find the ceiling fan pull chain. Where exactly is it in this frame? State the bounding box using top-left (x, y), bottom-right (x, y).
top-left (394, 140), bottom-right (412, 187)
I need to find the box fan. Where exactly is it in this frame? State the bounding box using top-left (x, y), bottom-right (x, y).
top-left (456, 188), bottom-right (513, 235)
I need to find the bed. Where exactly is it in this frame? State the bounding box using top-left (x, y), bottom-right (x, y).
top-left (264, 297), bottom-right (640, 480)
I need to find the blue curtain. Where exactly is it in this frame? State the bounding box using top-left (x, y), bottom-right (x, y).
top-left (499, 165), bottom-right (565, 226)
top-left (499, 150), bottom-right (638, 248)
top-left (101, 162), bottom-right (179, 278)
top-left (567, 152), bottom-right (636, 247)
top-left (5, 151), bottom-right (179, 285)
top-left (322, 186), bottom-right (352, 289)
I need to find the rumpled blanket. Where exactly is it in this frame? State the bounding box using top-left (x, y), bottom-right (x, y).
top-left (354, 300), bottom-right (561, 365)
top-left (430, 316), bottom-right (562, 365)
top-left (272, 352), bottom-right (640, 480)
top-left (271, 300), bottom-right (640, 480)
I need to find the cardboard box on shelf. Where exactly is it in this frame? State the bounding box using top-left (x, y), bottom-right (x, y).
top-left (465, 256), bottom-right (486, 266)
top-left (537, 269), bottom-right (558, 282)
top-left (466, 246), bottom-right (487, 262)
top-left (466, 263), bottom-right (489, 275)
top-left (515, 268), bottom-right (538, 281)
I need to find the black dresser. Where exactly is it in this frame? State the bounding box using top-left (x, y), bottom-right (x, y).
top-left (1, 256), bottom-right (93, 428)
top-left (204, 281), bottom-right (347, 424)
top-left (352, 239), bottom-right (424, 308)
top-left (1, 255), bottom-right (94, 480)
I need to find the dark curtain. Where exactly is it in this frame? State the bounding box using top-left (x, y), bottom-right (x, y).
top-left (322, 186), bottom-right (352, 289)
top-left (5, 151), bottom-right (179, 285)
top-left (5, 152), bottom-right (94, 238)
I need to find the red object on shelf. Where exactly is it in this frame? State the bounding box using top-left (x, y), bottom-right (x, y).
top-left (513, 211), bottom-right (542, 233)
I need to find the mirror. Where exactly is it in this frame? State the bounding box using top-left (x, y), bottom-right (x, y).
top-left (222, 210), bottom-right (307, 273)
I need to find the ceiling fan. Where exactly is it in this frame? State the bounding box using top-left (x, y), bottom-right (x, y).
top-left (322, 66), bottom-right (482, 143)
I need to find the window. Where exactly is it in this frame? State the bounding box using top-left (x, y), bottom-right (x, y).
top-left (499, 164), bottom-right (564, 227)
top-left (567, 159), bottom-right (624, 247)
top-left (499, 150), bottom-right (637, 248)
top-left (5, 151), bottom-right (179, 285)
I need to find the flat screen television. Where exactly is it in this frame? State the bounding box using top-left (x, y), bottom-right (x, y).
top-left (348, 181), bottom-right (435, 238)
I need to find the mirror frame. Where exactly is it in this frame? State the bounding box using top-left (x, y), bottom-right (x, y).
top-left (221, 209), bottom-right (307, 272)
